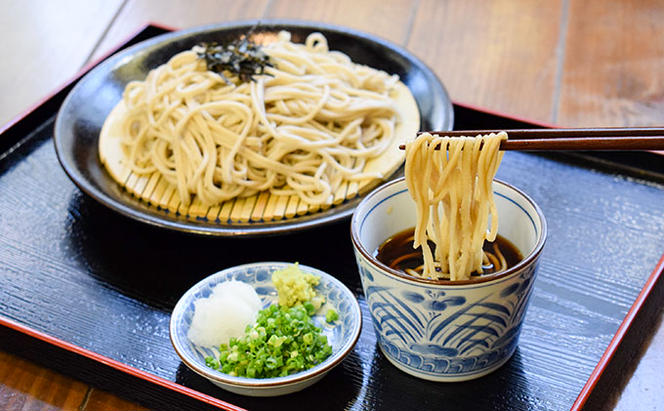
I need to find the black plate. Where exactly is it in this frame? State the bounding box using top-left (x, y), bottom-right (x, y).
top-left (53, 20), bottom-right (453, 236)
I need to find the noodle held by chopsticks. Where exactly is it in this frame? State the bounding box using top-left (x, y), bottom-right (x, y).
top-left (404, 132), bottom-right (507, 280)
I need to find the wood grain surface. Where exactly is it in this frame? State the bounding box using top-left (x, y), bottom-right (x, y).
top-left (83, 388), bottom-right (150, 411)
top-left (0, 350), bottom-right (144, 411)
top-left (559, 0), bottom-right (664, 127)
top-left (408, 0), bottom-right (564, 124)
top-left (614, 315), bottom-right (664, 411)
top-left (0, 0), bottom-right (123, 126)
top-left (0, 351), bottom-right (86, 411)
top-left (90, 0), bottom-right (270, 62)
top-left (267, 0), bottom-right (416, 45)
top-left (2, 0), bottom-right (664, 410)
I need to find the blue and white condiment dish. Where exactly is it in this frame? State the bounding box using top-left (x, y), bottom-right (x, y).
top-left (170, 262), bottom-right (362, 396)
top-left (351, 177), bottom-right (547, 382)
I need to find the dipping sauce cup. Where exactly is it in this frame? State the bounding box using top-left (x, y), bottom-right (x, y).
top-left (351, 177), bottom-right (547, 381)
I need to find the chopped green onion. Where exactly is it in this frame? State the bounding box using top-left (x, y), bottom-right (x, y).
top-left (206, 304), bottom-right (332, 378)
top-left (326, 308), bottom-right (339, 323)
top-left (303, 301), bottom-right (315, 315)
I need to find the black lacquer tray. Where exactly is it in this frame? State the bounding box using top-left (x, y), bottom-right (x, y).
top-left (2, 24), bottom-right (664, 411)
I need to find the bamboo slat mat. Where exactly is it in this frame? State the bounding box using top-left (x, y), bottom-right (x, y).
top-left (114, 167), bottom-right (364, 223)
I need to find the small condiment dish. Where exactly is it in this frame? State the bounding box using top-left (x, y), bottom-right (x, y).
top-left (170, 262), bottom-right (362, 396)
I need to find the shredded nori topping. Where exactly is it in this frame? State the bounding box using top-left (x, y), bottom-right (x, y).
top-left (197, 35), bottom-right (273, 84)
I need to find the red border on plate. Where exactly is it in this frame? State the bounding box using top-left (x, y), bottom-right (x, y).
top-left (1, 20), bottom-right (663, 411)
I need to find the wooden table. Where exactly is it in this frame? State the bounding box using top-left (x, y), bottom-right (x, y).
top-left (1, 1), bottom-right (662, 410)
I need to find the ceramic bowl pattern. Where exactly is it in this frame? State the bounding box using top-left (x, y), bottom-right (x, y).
top-left (170, 262), bottom-right (362, 396)
top-left (351, 178), bottom-right (547, 381)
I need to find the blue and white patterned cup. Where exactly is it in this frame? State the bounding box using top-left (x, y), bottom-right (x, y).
top-left (351, 177), bottom-right (546, 381)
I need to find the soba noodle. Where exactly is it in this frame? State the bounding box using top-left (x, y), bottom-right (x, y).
top-left (116, 31), bottom-right (401, 207)
top-left (404, 132), bottom-right (507, 281)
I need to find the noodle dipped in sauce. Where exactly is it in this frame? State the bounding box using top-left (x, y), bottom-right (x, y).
top-left (403, 132), bottom-right (509, 281)
top-left (375, 227), bottom-right (522, 279)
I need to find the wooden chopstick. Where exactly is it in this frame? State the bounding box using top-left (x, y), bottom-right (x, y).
top-left (397, 127), bottom-right (664, 151)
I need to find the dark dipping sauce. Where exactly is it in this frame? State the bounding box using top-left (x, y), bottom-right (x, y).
top-left (374, 227), bottom-right (523, 278)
